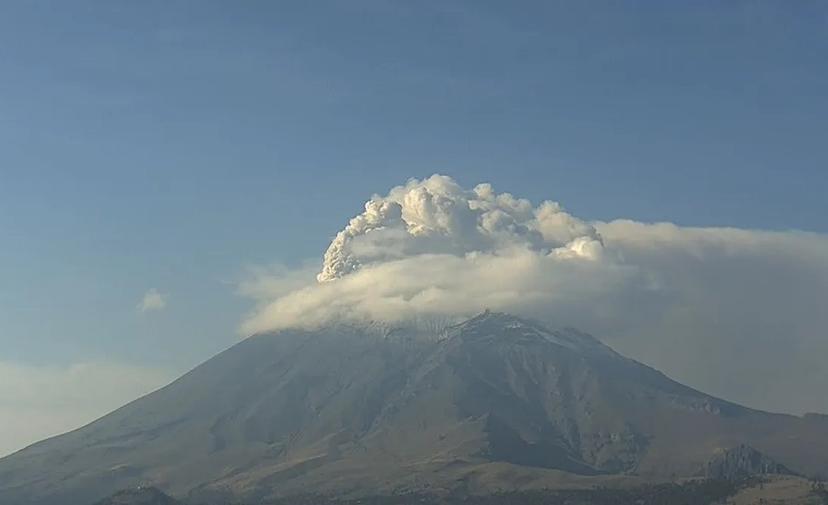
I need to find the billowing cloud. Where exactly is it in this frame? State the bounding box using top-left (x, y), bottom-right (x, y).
top-left (243, 175), bottom-right (642, 334)
top-left (240, 175), bottom-right (828, 415)
top-left (317, 174), bottom-right (603, 282)
top-left (138, 288), bottom-right (167, 313)
top-left (0, 361), bottom-right (172, 457)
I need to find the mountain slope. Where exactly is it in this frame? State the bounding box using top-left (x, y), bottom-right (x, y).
top-left (1, 313), bottom-right (826, 505)
top-left (93, 487), bottom-right (181, 505)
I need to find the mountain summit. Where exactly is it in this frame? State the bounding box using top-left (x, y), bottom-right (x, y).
top-left (1, 313), bottom-right (826, 504)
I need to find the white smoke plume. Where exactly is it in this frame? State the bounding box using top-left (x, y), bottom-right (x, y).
top-left (317, 175), bottom-right (603, 282)
top-left (241, 175), bottom-right (828, 415)
top-left (244, 175), bottom-right (620, 333)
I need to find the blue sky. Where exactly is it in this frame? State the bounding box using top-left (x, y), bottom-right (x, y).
top-left (1, 1), bottom-right (827, 454)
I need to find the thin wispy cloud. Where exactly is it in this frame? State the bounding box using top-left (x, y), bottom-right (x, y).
top-left (138, 289), bottom-right (167, 313)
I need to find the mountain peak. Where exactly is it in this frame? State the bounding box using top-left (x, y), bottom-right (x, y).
top-left (703, 445), bottom-right (797, 479)
top-left (457, 309), bottom-right (536, 328)
top-left (449, 311), bottom-right (616, 357)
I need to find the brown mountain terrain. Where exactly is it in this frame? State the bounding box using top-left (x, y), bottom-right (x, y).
top-left (1, 312), bottom-right (826, 505)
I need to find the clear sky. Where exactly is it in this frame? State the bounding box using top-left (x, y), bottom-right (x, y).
top-left (1, 1), bottom-right (827, 455)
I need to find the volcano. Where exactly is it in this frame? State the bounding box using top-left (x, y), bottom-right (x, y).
top-left (1, 312), bottom-right (826, 504)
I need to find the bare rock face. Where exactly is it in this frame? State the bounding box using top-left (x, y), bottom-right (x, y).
top-left (1, 313), bottom-right (827, 505)
top-left (703, 444), bottom-right (796, 480)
